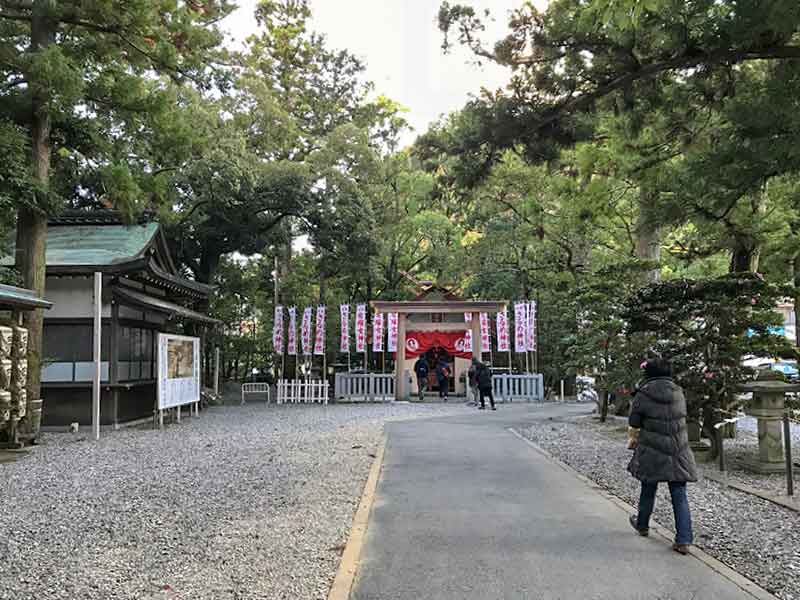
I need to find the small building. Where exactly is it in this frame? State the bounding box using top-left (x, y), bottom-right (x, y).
top-left (2, 211), bottom-right (219, 428)
top-left (372, 291), bottom-right (506, 401)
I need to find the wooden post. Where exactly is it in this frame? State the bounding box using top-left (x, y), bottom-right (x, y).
top-left (213, 347), bottom-right (220, 395)
top-left (395, 313), bottom-right (407, 401)
top-left (471, 313), bottom-right (481, 361)
top-left (110, 299), bottom-right (120, 430)
top-left (92, 272), bottom-right (102, 441)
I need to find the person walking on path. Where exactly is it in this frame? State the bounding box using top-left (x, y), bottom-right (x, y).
top-left (473, 358), bottom-right (496, 411)
top-left (413, 356), bottom-right (429, 402)
top-left (627, 358), bottom-right (698, 555)
top-left (435, 358), bottom-right (450, 402)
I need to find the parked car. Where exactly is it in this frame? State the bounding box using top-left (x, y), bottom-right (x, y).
top-left (742, 356), bottom-right (799, 382)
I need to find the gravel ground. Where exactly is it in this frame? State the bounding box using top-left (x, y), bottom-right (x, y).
top-left (0, 402), bottom-right (469, 600)
top-left (518, 415), bottom-right (800, 600)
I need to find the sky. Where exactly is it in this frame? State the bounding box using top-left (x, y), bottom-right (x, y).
top-left (223, 1), bottom-right (547, 146)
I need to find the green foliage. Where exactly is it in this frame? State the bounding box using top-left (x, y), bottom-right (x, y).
top-left (624, 273), bottom-right (796, 414)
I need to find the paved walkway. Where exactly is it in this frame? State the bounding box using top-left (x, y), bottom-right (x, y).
top-left (352, 404), bottom-right (759, 600)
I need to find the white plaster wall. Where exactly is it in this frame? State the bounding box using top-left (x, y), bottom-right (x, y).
top-left (44, 277), bottom-right (111, 318)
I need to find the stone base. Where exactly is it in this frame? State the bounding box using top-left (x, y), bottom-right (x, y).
top-left (738, 456), bottom-right (787, 474)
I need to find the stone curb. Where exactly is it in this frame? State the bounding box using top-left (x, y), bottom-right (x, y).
top-left (508, 428), bottom-right (779, 600)
top-left (327, 435), bottom-right (386, 600)
top-left (703, 470), bottom-right (800, 513)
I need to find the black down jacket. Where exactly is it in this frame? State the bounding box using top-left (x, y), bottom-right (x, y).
top-left (627, 377), bottom-right (698, 483)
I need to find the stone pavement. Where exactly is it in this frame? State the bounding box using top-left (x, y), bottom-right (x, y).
top-left (351, 404), bottom-right (763, 600)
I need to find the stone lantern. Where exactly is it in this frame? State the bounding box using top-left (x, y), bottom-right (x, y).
top-left (739, 370), bottom-right (800, 473)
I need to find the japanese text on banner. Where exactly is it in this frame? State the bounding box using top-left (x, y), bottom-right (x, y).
top-left (480, 313), bottom-right (490, 352)
top-left (527, 301), bottom-right (537, 352)
top-left (339, 304), bottom-right (350, 353)
top-left (301, 307), bottom-right (313, 356)
top-left (496, 311), bottom-right (509, 352)
top-left (514, 302), bottom-right (527, 353)
top-left (314, 306), bottom-right (326, 355)
top-left (272, 306), bottom-right (283, 354)
top-left (387, 313), bottom-right (398, 352)
top-left (287, 307), bottom-right (297, 356)
top-left (355, 304), bottom-right (366, 353)
top-left (373, 312), bottom-right (384, 352)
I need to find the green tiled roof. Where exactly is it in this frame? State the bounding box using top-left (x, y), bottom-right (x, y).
top-left (0, 284), bottom-right (51, 310)
top-left (1, 223), bottom-right (159, 267)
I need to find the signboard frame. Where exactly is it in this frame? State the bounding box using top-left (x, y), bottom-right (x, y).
top-left (157, 333), bottom-right (201, 425)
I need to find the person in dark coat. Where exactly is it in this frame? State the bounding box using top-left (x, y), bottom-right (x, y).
top-left (473, 358), bottom-right (495, 410)
top-left (628, 358), bottom-right (698, 555)
top-left (435, 357), bottom-right (450, 402)
top-left (413, 356), bottom-right (429, 402)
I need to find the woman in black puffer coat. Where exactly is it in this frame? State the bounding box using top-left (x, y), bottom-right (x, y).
top-left (628, 358), bottom-right (698, 555)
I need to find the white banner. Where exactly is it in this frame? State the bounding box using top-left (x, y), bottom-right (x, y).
top-left (272, 305), bottom-right (284, 354)
top-left (373, 312), bottom-right (384, 352)
top-left (387, 313), bottom-right (398, 353)
top-left (514, 302), bottom-right (527, 353)
top-left (480, 313), bottom-right (490, 353)
top-left (314, 305), bottom-right (326, 355)
top-left (157, 333), bottom-right (200, 410)
top-left (527, 301), bottom-right (537, 352)
top-left (301, 307), bottom-right (313, 356)
top-left (340, 304), bottom-right (350, 353)
top-left (464, 313), bottom-right (473, 353)
top-left (497, 310), bottom-right (510, 352)
top-left (355, 304), bottom-right (367, 353)
top-left (287, 307), bottom-right (297, 356)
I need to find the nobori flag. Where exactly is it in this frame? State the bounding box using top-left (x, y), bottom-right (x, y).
top-left (287, 307), bottom-right (297, 356)
top-left (301, 307), bottom-right (313, 356)
top-left (514, 302), bottom-right (528, 353)
top-left (339, 304), bottom-right (350, 353)
top-left (373, 312), bottom-right (384, 353)
top-left (355, 304), bottom-right (367, 353)
top-left (387, 313), bottom-right (398, 352)
top-left (527, 301), bottom-right (537, 352)
top-left (496, 310), bottom-right (509, 352)
top-left (314, 305), bottom-right (326, 356)
top-left (272, 306), bottom-right (284, 354)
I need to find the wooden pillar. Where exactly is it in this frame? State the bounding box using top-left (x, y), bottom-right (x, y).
top-left (109, 298), bottom-right (120, 430)
top-left (92, 272), bottom-right (102, 441)
top-left (395, 313), bottom-right (407, 401)
top-left (471, 312), bottom-right (481, 360)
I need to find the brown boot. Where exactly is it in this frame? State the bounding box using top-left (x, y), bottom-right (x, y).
top-left (672, 543), bottom-right (690, 555)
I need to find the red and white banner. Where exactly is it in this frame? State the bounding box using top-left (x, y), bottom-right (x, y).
top-left (373, 312), bottom-right (384, 353)
top-left (287, 307), bottom-right (297, 356)
top-left (301, 307), bottom-right (313, 356)
top-left (339, 304), bottom-right (350, 353)
top-left (314, 305), bottom-right (326, 356)
top-left (272, 306), bottom-right (284, 354)
top-left (497, 311), bottom-right (510, 352)
top-left (514, 302), bottom-right (527, 353)
top-left (463, 313), bottom-right (473, 353)
top-left (387, 313), bottom-right (398, 352)
top-left (480, 313), bottom-right (490, 352)
top-left (527, 301), bottom-right (537, 352)
top-left (404, 330), bottom-right (472, 359)
top-left (355, 304), bottom-right (367, 353)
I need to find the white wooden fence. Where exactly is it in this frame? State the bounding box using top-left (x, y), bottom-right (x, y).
top-left (493, 374), bottom-right (545, 403)
top-left (277, 379), bottom-right (329, 404)
top-left (241, 382), bottom-right (271, 405)
top-left (335, 373), bottom-right (394, 403)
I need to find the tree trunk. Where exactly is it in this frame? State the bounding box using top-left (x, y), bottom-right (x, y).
top-left (730, 237), bottom-right (759, 273)
top-left (17, 4), bottom-right (55, 441)
top-left (794, 253), bottom-right (800, 348)
top-left (636, 189), bottom-right (661, 282)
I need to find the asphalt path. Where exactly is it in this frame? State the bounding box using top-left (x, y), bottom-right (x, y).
top-left (351, 403), bottom-right (758, 600)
